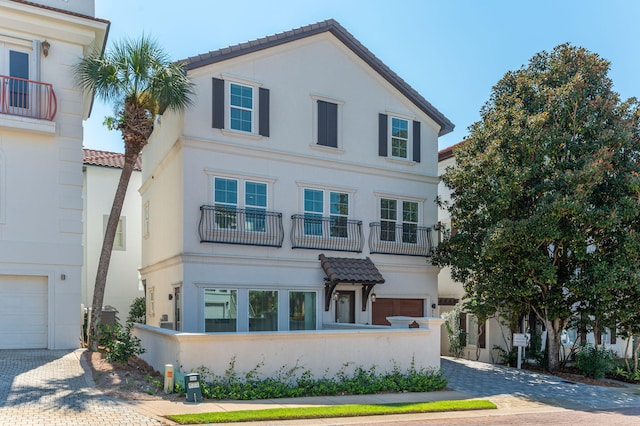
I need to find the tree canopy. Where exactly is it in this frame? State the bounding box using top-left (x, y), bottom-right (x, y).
top-left (435, 43), bottom-right (640, 371)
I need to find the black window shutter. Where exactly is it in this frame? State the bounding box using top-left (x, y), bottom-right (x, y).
top-left (317, 100), bottom-right (327, 145)
top-left (610, 328), bottom-right (616, 344)
top-left (413, 120), bottom-right (421, 162)
top-left (317, 100), bottom-right (338, 148)
top-left (259, 87), bottom-right (270, 137)
top-left (478, 322), bottom-right (486, 348)
top-left (212, 78), bottom-right (225, 129)
top-left (378, 113), bottom-right (387, 156)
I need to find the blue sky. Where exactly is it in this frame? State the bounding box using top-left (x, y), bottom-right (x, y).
top-left (86, 0), bottom-right (640, 152)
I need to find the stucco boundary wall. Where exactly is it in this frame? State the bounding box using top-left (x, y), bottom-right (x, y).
top-left (134, 320), bottom-right (443, 379)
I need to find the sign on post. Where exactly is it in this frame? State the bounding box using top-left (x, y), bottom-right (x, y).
top-left (512, 333), bottom-right (529, 370)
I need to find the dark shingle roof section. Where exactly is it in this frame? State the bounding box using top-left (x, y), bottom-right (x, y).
top-left (83, 149), bottom-right (142, 171)
top-left (179, 19), bottom-right (454, 137)
top-left (319, 254), bottom-right (385, 285)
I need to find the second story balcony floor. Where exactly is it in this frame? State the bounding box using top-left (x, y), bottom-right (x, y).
top-left (1, 75), bottom-right (57, 121)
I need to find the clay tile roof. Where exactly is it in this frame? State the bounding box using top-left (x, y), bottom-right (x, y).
top-left (179, 19), bottom-right (454, 137)
top-left (438, 139), bottom-right (467, 162)
top-left (83, 148), bottom-right (142, 171)
top-left (319, 254), bottom-right (385, 285)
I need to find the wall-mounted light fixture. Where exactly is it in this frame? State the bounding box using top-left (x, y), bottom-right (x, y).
top-left (60, 274), bottom-right (66, 280)
top-left (431, 303), bottom-right (437, 309)
top-left (333, 291), bottom-right (339, 301)
top-left (41, 40), bottom-right (50, 57)
top-left (371, 293), bottom-right (377, 303)
top-left (168, 294), bottom-right (173, 301)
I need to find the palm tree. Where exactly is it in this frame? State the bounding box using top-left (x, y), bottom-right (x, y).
top-left (75, 36), bottom-right (193, 350)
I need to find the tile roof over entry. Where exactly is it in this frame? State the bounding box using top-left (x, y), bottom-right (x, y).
top-left (83, 149), bottom-right (142, 171)
top-left (319, 254), bottom-right (385, 284)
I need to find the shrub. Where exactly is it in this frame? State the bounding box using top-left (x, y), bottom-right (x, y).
top-left (193, 358), bottom-right (446, 400)
top-left (97, 322), bottom-right (145, 365)
top-left (575, 344), bottom-right (615, 379)
top-left (127, 297), bottom-right (146, 325)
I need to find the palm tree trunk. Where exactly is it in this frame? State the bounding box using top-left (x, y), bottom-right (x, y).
top-left (88, 146), bottom-right (139, 350)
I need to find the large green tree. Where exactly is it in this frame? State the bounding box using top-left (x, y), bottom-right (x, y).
top-left (435, 44), bottom-right (640, 372)
top-left (75, 36), bottom-right (193, 350)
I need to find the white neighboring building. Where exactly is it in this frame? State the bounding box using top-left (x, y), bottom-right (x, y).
top-left (136, 20), bottom-right (453, 376)
top-left (0, 0), bottom-right (108, 349)
top-left (82, 149), bottom-right (143, 322)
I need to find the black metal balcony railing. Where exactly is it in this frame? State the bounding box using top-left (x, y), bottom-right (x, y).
top-left (199, 205), bottom-right (284, 247)
top-left (1, 75), bottom-right (57, 121)
top-left (368, 222), bottom-right (435, 257)
top-left (291, 214), bottom-right (364, 252)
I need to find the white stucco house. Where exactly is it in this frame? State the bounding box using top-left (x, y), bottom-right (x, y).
top-left (437, 142), bottom-right (631, 363)
top-left (135, 19), bottom-right (453, 377)
top-left (0, 0), bottom-right (108, 349)
top-left (82, 149), bottom-right (143, 322)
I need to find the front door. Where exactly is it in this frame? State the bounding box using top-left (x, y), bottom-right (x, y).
top-left (335, 290), bottom-right (355, 323)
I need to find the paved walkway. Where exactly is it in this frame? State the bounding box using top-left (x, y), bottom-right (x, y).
top-left (0, 349), bottom-right (160, 426)
top-left (441, 357), bottom-right (640, 410)
top-left (2, 350), bottom-right (640, 425)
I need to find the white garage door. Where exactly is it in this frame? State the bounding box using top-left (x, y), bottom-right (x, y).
top-left (0, 275), bottom-right (47, 349)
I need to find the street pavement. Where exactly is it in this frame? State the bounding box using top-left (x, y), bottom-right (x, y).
top-left (1, 350), bottom-right (640, 425)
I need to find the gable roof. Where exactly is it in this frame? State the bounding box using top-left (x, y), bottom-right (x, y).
top-left (83, 149), bottom-right (142, 171)
top-left (179, 19), bottom-right (454, 137)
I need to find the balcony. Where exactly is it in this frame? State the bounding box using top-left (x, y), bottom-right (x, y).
top-left (199, 205), bottom-right (284, 247)
top-left (291, 214), bottom-right (364, 252)
top-left (369, 222), bottom-right (436, 257)
top-left (1, 75), bottom-right (57, 121)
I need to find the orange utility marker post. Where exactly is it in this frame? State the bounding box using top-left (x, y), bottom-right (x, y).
top-left (164, 364), bottom-right (174, 393)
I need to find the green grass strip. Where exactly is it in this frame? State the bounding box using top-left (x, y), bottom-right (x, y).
top-left (166, 399), bottom-right (496, 424)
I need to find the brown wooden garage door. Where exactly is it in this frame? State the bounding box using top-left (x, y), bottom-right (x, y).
top-left (372, 298), bottom-right (423, 326)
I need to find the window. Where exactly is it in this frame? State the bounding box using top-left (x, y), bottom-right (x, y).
top-left (230, 83), bottom-right (253, 132)
top-left (289, 291), bottom-right (316, 330)
top-left (245, 181), bottom-right (267, 232)
top-left (104, 215), bottom-right (126, 250)
top-left (380, 199), bottom-right (419, 243)
top-left (211, 77), bottom-right (270, 137)
top-left (9, 50), bottom-right (29, 109)
top-left (249, 290), bottom-right (278, 331)
top-left (214, 177), bottom-right (268, 231)
top-left (143, 201), bottom-right (150, 238)
top-left (214, 177), bottom-right (238, 229)
top-left (467, 315), bottom-right (478, 346)
top-left (303, 189), bottom-right (349, 237)
top-left (378, 114), bottom-right (421, 162)
top-left (204, 289), bottom-right (237, 332)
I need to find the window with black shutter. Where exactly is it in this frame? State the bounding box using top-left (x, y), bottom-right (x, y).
top-left (211, 77), bottom-right (270, 137)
